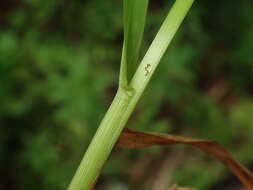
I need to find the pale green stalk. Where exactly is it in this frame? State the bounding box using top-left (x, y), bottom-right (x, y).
top-left (68, 0), bottom-right (194, 189)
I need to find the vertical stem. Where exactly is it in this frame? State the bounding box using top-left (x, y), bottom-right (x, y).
top-left (68, 88), bottom-right (135, 190)
top-left (131, 0), bottom-right (194, 92)
top-left (68, 0), bottom-right (194, 189)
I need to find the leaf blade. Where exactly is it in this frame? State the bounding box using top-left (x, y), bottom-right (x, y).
top-left (117, 128), bottom-right (253, 190)
top-left (119, 0), bottom-right (149, 87)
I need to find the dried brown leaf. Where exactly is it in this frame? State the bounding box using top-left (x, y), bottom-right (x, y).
top-left (89, 173), bottom-right (99, 190)
top-left (89, 180), bottom-right (97, 190)
top-left (117, 128), bottom-right (253, 190)
top-left (168, 184), bottom-right (198, 190)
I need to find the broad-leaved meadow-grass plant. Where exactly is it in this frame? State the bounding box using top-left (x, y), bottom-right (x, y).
top-left (68, 0), bottom-right (194, 189)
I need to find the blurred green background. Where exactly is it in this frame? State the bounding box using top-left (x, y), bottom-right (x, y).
top-left (1, 0), bottom-right (253, 189)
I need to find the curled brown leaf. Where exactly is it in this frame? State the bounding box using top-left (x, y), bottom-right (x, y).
top-left (168, 184), bottom-right (198, 190)
top-left (117, 128), bottom-right (253, 190)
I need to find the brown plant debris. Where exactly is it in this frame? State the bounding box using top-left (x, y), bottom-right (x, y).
top-left (117, 128), bottom-right (253, 190)
top-left (168, 184), bottom-right (198, 190)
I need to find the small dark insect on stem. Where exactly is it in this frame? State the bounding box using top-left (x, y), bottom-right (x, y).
top-left (145, 64), bottom-right (151, 76)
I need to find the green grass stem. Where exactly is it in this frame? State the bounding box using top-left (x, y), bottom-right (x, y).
top-left (68, 0), bottom-right (194, 189)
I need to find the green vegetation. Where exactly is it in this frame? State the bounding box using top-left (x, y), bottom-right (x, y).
top-left (1, 0), bottom-right (253, 190)
top-left (68, 0), bottom-right (194, 189)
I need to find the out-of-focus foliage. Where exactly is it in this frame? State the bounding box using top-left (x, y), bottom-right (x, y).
top-left (0, 0), bottom-right (253, 190)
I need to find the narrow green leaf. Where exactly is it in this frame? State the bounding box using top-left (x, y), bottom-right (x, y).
top-left (119, 0), bottom-right (149, 87)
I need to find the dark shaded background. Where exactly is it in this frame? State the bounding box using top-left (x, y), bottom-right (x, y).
top-left (1, 0), bottom-right (253, 189)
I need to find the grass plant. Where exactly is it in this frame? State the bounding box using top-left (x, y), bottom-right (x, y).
top-left (68, 0), bottom-right (195, 189)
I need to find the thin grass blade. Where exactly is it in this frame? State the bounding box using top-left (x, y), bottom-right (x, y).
top-left (119, 0), bottom-right (149, 87)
